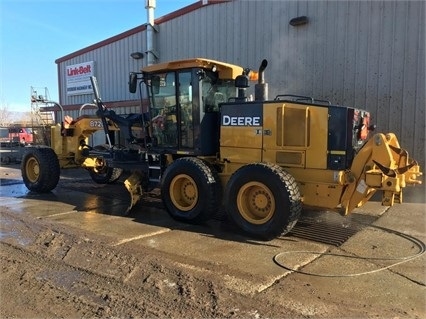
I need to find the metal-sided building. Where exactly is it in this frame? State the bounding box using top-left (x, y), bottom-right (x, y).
top-left (53, 0), bottom-right (425, 167)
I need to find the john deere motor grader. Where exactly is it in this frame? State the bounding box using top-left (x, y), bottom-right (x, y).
top-left (21, 58), bottom-right (422, 240)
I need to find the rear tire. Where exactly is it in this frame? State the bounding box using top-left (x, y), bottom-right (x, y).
top-left (224, 162), bottom-right (302, 240)
top-left (161, 157), bottom-right (221, 223)
top-left (21, 147), bottom-right (60, 192)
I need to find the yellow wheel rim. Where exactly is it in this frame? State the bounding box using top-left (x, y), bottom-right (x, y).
top-left (237, 181), bottom-right (275, 224)
top-left (25, 157), bottom-right (40, 183)
top-left (169, 174), bottom-right (198, 211)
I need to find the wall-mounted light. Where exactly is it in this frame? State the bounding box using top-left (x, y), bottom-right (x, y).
top-left (130, 52), bottom-right (144, 60)
top-left (289, 16), bottom-right (309, 27)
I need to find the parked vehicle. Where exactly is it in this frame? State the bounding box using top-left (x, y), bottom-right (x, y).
top-left (20, 58), bottom-right (422, 240)
top-left (9, 127), bottom-right (33, 145)
top-left (0, 128), bottom-right (10, 146)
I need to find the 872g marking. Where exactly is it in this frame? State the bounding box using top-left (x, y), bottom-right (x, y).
top-left (89, 120), bottom-right (102, 128)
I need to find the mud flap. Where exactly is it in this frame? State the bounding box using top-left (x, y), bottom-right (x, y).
top-left (123, 171), bottom-right (144, 214)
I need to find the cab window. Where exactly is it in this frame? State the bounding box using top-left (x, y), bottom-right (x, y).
top-left (149, 72), bottom-right (178, 147)
top-left (201, 75), bottom-right (235, 112)
top-left (178, 71), bottom-right (193, 148)
top-left (147, 70), bottom-right (194, 148)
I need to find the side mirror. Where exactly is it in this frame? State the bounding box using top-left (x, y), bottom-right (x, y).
top-left (197, 69), bottom-right (206, 80)
top-left (235, 75), bottom-right (249, 88)
top-left (129, 72), bottom-right (138, 93)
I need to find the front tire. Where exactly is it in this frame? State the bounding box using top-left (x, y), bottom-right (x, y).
top-left (21, 147), bottom-right (60, 192)
top-left (88, 144), bottom-right (123, 184)
top-left (88, 166), bottom-right (123, 184)
top-left (161, 157), bottom-right (221, 224)
top-left (224, 163), bottom-right (302, 240)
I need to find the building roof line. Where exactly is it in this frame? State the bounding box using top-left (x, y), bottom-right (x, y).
top-left (55, 0), bottom-right (231, 64)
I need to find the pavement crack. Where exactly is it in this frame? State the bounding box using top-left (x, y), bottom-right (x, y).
top-left (389, 268), bottom-right (426, 287)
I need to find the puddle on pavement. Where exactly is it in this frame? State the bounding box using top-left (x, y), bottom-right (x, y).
top-left (1, 182), bottom-right (31, 197)
top-left (1, 180), bottom-right (131, 217)
top-left (0, 215), bottom-right (33, 246)
top-left (36, 269), bottom-right (109, 306)
top-left (0, 178), bottom-right (24, 186)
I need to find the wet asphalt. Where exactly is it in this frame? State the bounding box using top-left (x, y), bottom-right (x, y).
top-left (1, 162), bottom-right (425, 316)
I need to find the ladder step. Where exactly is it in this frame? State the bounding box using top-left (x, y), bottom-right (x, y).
top-left (149, 166), bottom-right (161, 170)
top-left (148, 165), bottom-right (161, 182)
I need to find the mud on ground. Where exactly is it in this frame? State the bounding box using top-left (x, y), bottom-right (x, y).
top-left (1, 164), bottom-right (425, 318)
top-left (1, 209), bottom-right (298, 318)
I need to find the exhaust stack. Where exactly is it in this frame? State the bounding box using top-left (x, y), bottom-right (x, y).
top-left (146, 0), bottom-right (156, 66)
top-left (255, 59), bottom-right (268, 101)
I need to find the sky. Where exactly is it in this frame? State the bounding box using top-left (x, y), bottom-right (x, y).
top-left (0, 0), bottom-right (195, 113)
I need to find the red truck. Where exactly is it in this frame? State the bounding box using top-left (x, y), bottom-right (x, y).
top-left (0, 127), bottom-right (33, 146)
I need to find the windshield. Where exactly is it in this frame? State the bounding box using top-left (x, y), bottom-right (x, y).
top-left (144, 68), bottom-right (236, 150)
top-left (145, 71), bottom-right (193, 148)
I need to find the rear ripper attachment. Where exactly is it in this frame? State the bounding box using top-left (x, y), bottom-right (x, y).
top-left (340, 133), bottom-right (422, 214)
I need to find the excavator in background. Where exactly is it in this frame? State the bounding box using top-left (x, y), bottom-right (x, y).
top-left (21, 58), bottom-right (422, 239)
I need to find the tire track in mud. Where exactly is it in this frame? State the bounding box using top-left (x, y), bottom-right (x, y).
top-left (0, 209), bottom-right (298, 318)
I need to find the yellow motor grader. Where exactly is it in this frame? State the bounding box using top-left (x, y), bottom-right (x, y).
top-left (21, 58), bottom-right (422, 239)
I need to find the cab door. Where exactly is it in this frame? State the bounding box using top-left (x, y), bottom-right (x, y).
top-left (177, 71), bottom-right (194, 149)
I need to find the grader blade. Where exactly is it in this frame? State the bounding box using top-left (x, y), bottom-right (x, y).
top-left (123, 171), bottom-right (144, 214)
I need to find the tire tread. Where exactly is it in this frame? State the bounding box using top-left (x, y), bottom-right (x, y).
top-left (161, 157), bottom-right (221, 223)
top-left (225, 162), bottom-right (302, 239)
top-left (21, 146), bottom-right (60, 193)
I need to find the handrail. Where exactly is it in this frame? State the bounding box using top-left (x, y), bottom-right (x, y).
top-left (79, 103), bottom-right (97, 117)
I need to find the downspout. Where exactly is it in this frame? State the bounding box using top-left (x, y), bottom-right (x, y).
top-left (145, 0), bottom-right (158, 66)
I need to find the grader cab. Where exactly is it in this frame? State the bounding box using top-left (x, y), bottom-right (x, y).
top-left (21, 58), bottom-right (422, 240)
